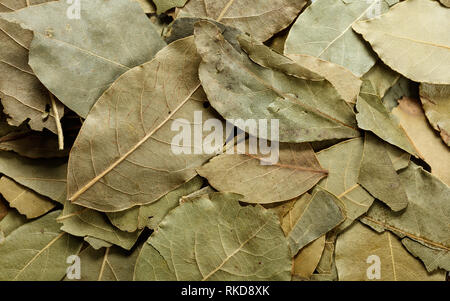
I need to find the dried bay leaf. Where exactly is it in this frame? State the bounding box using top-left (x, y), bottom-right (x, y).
top-left (292, 235), bottom-right (325, 280)
top-left (285, 0), bottom-right (397, 76)
top-left (419, 84), bottom-right (450, 146)
top-left (0, 208), bottom-right (28, 243)
top-left (361, 163), bottom-right (450, 260)
top-left (134, 0), bottom-right (156, 13)
top-left (283, 188), bottom-right (345, 255)
top-left (356, 79), bottom-right (420, 157)
top-left (0, 176), bottom-right (55, 219)
top-left (382, 76), bottom-right (418, 112)
top-left (0, 198), bottom-right (6, 221)
top-left (133, 243), bottom-right (177, 281)
top-left (0, 151), bottom-right (66, 201)
top-left (392, 97), bottom-right (450, 185)
top-left (178, 0), bottom-right (307, 41)
top-left (195, 21), bottom-right (360, 143)
top-left (311, 231), bottom-right (338, 281)
top-left (402, 238), bottom-right (450, 272)
top-left (154, 0), bottom-right (188, 14)
top-left (84, 236), bottom-right (112, 250)
top-left (0, 130), bottom-right (69, 158)
top-left (439, 0), bottom-right (450, 7)
top-left (0, 0), bottom-right (166, 118)
top-left (237, 34), bottom-right (362, 104)
top-left (316, 138), bottom-right (374, 231)
top-left (0, 211), bottom-right (83, 281)
top-left (58, 195), bottom-right (142, 250)
top-left (67, 37), bottom-right (219, 212)
top-left (197, 142), bottom-right (328, 204)
top-left (358, 133), bottom-right (408, 211)
top-left (353, 0), bottom-right (450, 84)
top-left (335, 222), bottom-right (445, 281)
top-left (0, 0), bottom-right (64, 133)
top-left (135, 193), bottom-right (292, 281)
top-left (180, 186), bottom-right (215, 204)
top-left (106, 176), bottom-right (204, 232)
top-left (65, 245), bottom-right (141, 281)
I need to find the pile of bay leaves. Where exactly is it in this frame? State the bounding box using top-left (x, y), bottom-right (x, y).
top-left (0, 0), bottom-right (448, 281)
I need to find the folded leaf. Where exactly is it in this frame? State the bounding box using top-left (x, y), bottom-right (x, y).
top-left (284, 188), bottom-right (345, 255)
top-left (0, 151), bottom-right (66, 201)
top-left (353, 0), bottom-right (450, 84)
top-left (392, 97), bottom-right (450, 185)
top-left (195, 21), bottom-right (359, 143)
top-left (0, 176), bottom-right (55, 219)
top-left (0, 0), bottom-right (166, 118)
top-left (197, 142), bottom-right (327, 204)
top-left (178, 0), bottom-right (307, 41)
top-left (137, 193), bottom-right (292, 280)
top-left (0, 0), bottom-right (64, 133)
top-left (419, 83), bottom-right (450, 146)
top-left (335, 222), bottom-right (445, 281)
top-left (0, 211), bottom-right (83, 281)
top-left (358, 133), bottom-right (408, 211)
top-left (362, 163), bottom-right (450, 260)
top-left (67, 37), bottom-right (218, 212)
top-left (106, 176), bottom-right (204, 232)
top-left (285, 0), bottom-right (397, 76)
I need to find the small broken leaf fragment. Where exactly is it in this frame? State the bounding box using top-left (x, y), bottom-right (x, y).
top-left (335, 222), bottom-right (445, 281)
top-left (0, 176), bottom-right (55, 219)
top-left (392, 97), bottom-right (450, 185)
top-left (0, 0), bottom-right (64, 133)
top-left (353, 0), bottom-right (450, 84)
top-left (292, 235), bottom-right (325, 280)
top-left (284, 188), bottom-right (345, 255)
top-left (197, 142), bottom-right (327, 204)
top-left (362, 163), bottom-right (450, 258)
top-left (419, 83), bottom-right (450, 146)
top-left (0, 211), bottom-right (83, 281)
top-left (136, 193), bottom-right (292, 281)
top-left (358, 133), bottom-right (408, 212)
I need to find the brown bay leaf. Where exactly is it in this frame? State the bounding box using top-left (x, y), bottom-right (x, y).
top-left (353, 0), bottom-right (450, 84)
top-left (0, 176), bottom-right (55, 219)
top-left (0, 0), bottom-right (166, 118)
top-left (335, 222), bottom-right (445, 281)
top-left (197, 142), bottom-right (328, 204)
top-left (195, 21), bottom-right (359, 143)
top-left (392, 97), bottom-right (450, 185)
top-left (0, 0), bottom-right (64, 133)
top-left (419, 83), bottom-right (450, 146)
top-left (67, 37), bottom-right (219, 212)
top-left (178, 0), bottom-right (307, 41)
